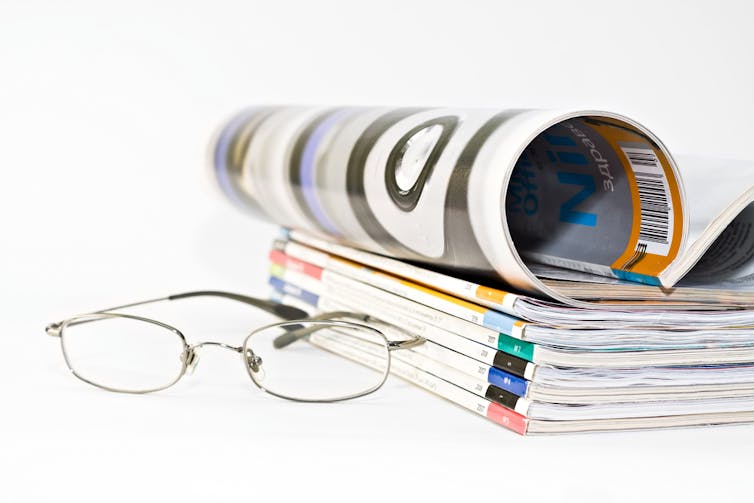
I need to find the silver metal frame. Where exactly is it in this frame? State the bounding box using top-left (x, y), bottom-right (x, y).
top-left (242, 319), bottom-right (392, 403)
top-left (45, 290), bottom-right (425, 402)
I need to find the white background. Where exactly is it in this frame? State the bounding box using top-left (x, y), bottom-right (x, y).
top-left (2, 1), bottom-right (754, 501)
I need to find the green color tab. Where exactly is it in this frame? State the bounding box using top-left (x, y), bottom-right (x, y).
top-left (269, 262), bottom-right (286, 277)
top-left (497, 334), bottom-right (535, 362)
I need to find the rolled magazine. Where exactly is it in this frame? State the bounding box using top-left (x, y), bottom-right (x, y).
top-left (211, 106), bottom-right (754, 306)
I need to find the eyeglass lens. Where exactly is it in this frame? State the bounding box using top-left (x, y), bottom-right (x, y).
top-left (243, 320), bottom-right (390, 401)
top-left (61, 315), bottom-right (186, 393)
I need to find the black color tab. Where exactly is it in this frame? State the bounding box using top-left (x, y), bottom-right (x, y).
top-left (492, 351), bottom-right (529, 379)
top-left (484, 384), bottom-right (521, 410)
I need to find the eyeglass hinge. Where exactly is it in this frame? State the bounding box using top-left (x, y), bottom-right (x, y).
top-left (45, 322), bottom-right (62, 337)
top-left (387, 337), bottom-right (425, 351)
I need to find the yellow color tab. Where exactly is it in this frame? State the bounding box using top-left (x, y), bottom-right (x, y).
top-left (475, 286), bottom-right (506, 304)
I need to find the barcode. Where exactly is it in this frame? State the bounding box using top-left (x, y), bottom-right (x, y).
top-left (622, 147), bottom-right (671, 245)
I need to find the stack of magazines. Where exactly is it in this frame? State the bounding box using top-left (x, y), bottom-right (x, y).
top-left (211, 105), bottom-right (754, 435)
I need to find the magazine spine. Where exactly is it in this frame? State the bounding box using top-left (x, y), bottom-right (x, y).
top-left (278, 240), bottom-right (523, 334)
top-left (267, 266), bottom-right (536, 379)
top-left (268, 272), bottom-right (535, 384)
top-left (270, 247), bottom-right (537, 362)
top-left (287, 229), bottom-right (522, 315)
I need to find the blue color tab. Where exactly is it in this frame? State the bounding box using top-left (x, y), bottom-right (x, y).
top-left (268, 276), bottom-right (320, 306)
top-left (482, 310), bottom-right (517, 334)
top-left (487, 367), bottom-right (529, 396)
top-left (612, 269), bottom-right (662, 286)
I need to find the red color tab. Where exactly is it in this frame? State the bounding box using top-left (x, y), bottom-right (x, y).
top-left (486, 402), bottom-right (527, 435)
top-left (268, 249), bottom-right (323, 280)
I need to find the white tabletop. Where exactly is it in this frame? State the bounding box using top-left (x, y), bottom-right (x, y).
top-left (3, 1), bottom-right (754, 501)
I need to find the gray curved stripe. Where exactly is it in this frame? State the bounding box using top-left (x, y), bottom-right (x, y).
top-left (345, 108), bottom-right (426, 256)
top-left (441, 112), bottom-right (519, 279)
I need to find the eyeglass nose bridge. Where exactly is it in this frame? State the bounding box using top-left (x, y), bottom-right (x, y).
top-left (183, 342), bottom-right (245, 375)
top-left (183, 342), bottom-right (262, 369)
top-left (190, 341), bottom-right (243, 353)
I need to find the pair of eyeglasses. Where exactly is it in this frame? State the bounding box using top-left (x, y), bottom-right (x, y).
top-left (45, 291), bottom-right (424, 402)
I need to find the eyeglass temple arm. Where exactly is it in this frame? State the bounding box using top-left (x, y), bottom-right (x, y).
top-left (272, 312), bottom-right (425, 351)
top-left (166, 291), bottom-right (307, 320)
top-left (272, 311), bottom-right (366, 348)
top-left (46, 290), bottom-right (308, 337)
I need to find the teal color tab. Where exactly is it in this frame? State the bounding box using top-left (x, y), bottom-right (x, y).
top-left (612, 269), bottom-right (662, 286)
top-left (497, 334), bottom-right (535, 362)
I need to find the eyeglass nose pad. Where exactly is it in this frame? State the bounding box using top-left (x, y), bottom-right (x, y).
top-left (245, 349), bottom-right (265, 381)
top-left (181, 349), bottom-right (200, 375)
